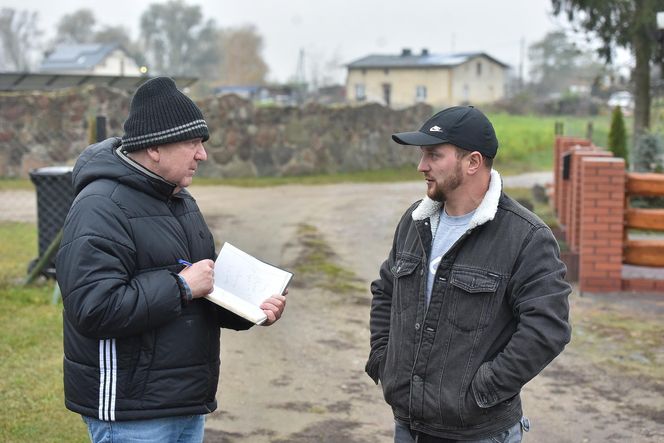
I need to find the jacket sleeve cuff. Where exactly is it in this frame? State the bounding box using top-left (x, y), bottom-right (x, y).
top-left (172, 273), bottom-right (193, 306)
top-left (365, 349), bottom-right (385, 385)
top-left (471, 362), bottom-right (502, 408)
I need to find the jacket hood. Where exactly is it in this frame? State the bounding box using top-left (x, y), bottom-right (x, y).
top-left (412, 169), bottom-right (502, 238)
top-left (72, 137), bottom-right (177, 199)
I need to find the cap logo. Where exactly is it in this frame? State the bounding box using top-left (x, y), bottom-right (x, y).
top-left (429, 125), bottom-right (443, 133)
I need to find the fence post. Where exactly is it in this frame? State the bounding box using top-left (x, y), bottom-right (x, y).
top-left (567, 150), bottom-right (612, 252)
top-left (96, 116), bottom-right (107, 142)
top-left (586, 121), bottom-right (594, 141)
top-left (553, 138), bottom-right (594, 228)
top-left (554, 121), bottom-right (564, 136)
top-left (578, 157), bottom-right (625, 293)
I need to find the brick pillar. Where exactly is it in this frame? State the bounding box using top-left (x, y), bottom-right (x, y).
top-left (554, 137), bottom-right (592, 220)
top-left (567, 150), bottom-right (612, 252)
top-left (578, 157), bottom-right (626, 293)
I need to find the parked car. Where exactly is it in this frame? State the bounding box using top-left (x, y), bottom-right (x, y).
top-left (607, 91), bottom-right (634, 113)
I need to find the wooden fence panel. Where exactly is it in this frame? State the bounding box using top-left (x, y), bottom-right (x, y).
top-left (624, 239), bottom-right (664, 267)
top-left (626, 173), bottom-right (664, 197)
top-left (625, 208), bottom-right (664, 231)
top-left (624, 172), bottom-right (664, 268)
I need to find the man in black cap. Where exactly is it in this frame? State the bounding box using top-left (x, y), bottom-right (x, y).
top-left (56, 77), bottom-right (286, 442)
top-left (366, 106), bottom-right (571, 442)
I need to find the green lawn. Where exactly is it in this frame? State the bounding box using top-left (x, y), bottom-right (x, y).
top-left (489, 112), bottom-right (620, 174)
top-left (0, 222), bottom-right (88, 443)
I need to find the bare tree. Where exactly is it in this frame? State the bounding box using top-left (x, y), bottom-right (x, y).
top-left (140, 0), bottom-right (221, 78)
top-left (54, 9), bottom-right (96, 44)
top-left (528, 30), bottom-right (605, 96)
top-left (218, 25), bottom-right (268, 86)
top-left (94, 25), bottom-right (132, 47)
top-left (0, 8), bottom-right (42, 71)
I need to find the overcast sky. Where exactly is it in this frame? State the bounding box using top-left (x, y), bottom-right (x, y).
top-left (2, 0), bottom-right (623, 83)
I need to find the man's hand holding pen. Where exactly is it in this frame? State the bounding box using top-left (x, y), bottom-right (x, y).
top-left (178, 259), bottom-right (215, 298)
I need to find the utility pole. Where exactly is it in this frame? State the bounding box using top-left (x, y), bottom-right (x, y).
top-left (519, 36), bottom-right (525, 91)
top-left (295, 48), bottom-right (306, 104)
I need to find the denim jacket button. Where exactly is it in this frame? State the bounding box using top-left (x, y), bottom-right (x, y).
top-left (415, 323), bottom-right (421, 330)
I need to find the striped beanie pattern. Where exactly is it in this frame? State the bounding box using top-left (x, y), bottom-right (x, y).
top-left (121, 77), bottom-right (209, 152)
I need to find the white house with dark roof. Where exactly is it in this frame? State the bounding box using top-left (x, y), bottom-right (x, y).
top-left (39, 43), bottom-right (142, 76)
top-left (345, 49), bottom-right (509, 108)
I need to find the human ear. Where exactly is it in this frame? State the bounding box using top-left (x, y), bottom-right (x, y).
top-left (146, 146), bottom-right (160, 162)
top-left (466, 152), bottom-right (482, 175)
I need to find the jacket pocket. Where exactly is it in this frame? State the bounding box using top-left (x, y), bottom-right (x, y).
top-left (447, 267), bottom-right (501, 332)
top-left (390, 253), bottom-right (421, 313)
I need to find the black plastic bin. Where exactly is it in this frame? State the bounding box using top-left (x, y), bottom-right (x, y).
top-left (29, 166), bottom-right (74, 277)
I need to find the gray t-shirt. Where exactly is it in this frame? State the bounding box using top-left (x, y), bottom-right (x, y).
top-left (426, 208), bottom-right (475, 306)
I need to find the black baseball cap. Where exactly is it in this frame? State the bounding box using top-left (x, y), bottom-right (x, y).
top-left (392, 106), bottom-right (499, 158)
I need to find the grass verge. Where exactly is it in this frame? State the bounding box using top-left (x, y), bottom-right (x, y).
top-left (570, 298), bottom-right (664, 382)
top-left (290, 223), bottom-right (366, 298)
top-left (0, 221), bottom-right (88, 443)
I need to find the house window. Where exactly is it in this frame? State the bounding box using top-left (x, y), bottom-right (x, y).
top-left (355, 83), bottom-right (366, 101)
top-left (384, 68), bottom-right (390, 75)
top-left (476, 62), bottom-right (482, 76)
top-left (415, 85), bottom-right (427, 102)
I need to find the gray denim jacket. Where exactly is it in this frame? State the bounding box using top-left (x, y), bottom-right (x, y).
top-left (366, 170), bottom-right (571, 440)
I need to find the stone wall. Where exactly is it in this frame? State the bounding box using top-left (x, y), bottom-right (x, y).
top-left (0, 85), bottom-right (432, 178)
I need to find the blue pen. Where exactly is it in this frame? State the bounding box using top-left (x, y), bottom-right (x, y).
top-left (178, 259), bottom-right (192, 267)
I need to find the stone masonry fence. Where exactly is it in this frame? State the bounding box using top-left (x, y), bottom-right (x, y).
top-left (0, 85), bottom-right (432, 179)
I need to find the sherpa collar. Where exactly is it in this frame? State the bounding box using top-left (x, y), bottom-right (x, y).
top-left (412, 169), bottom-right (503, 238)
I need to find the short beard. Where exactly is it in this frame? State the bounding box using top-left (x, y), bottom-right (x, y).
top-left (429, 160), bottom-right (463, 202)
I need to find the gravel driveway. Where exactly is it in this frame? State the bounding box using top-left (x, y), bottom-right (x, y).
top-left (190, 178), bottom-right (662, 443)
top-left (3, 171), bottom-right (662, 442)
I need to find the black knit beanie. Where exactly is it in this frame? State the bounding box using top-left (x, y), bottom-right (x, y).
top-left (121, 77), bottom-right (209, 152)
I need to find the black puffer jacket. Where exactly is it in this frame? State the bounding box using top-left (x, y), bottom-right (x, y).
top-left (56, 137), bottom-right (251, 421)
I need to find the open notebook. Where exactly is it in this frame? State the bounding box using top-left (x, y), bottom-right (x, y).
top-left (205, 242), bottom-right (293, 324)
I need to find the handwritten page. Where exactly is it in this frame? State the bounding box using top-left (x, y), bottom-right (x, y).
top-left (205, 243), bottom-right (293, 324)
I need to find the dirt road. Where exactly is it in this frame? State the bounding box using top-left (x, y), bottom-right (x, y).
top-left (187, 181), bottom-right (663, 443)
top-left (2, 175), bottom-right (661, 442)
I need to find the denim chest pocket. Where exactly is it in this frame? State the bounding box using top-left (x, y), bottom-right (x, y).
top-left (390, 255), bottom-right (421, 313)
top-left (447, 268), bottom-right (501, 332)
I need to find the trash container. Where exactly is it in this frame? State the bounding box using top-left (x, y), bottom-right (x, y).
top-left (29, 166), bottom-right (74, 278)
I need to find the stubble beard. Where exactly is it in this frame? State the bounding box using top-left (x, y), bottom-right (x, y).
top-left (428, 161), bottom-right (463, 202)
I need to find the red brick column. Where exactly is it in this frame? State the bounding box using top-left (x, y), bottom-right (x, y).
top-left (567, 150), bottom-right (612, 252)
top-left (578, 157), bottom-right (626, 293)
top-left (554, 137), bottom-right (592, 220)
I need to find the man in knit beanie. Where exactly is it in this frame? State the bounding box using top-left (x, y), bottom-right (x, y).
top-left (56, 77), bottom-right (286, 443)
